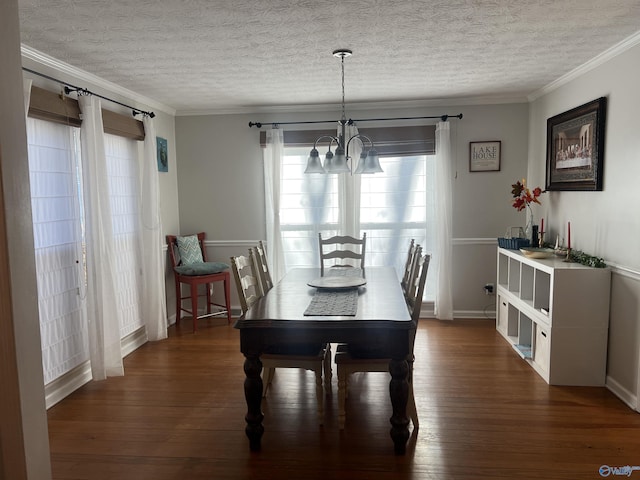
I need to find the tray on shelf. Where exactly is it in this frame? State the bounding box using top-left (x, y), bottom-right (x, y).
top-left (520, 247), bottom-right (555, 259)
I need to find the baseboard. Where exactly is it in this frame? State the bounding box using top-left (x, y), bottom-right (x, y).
top-left (606, 375), bottom-right (639, 413)
top-left (45, 327), bottom-right (150, 409)
top-left (44, 361), bottom-right (92, 409)
top-left (121, 326), bottom-right (148, 357)
top-left (454, 309), bottom-right (496, 319)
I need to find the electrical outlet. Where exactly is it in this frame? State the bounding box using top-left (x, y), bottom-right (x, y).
top-left (484, 283), bottom-right (494, 295)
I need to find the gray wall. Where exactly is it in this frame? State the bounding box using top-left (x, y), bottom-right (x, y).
top-left (528, 42), bottom-right (640, 408)
top-left (175, 103), bottom-right (530, 314)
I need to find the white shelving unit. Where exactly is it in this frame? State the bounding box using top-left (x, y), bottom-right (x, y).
top-left (495, 247), bottom-right (611, 386)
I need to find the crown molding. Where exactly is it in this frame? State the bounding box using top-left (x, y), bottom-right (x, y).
top-left (528, 30), bottom-right (640, 102)
top-left (175, 94), bottom-right (529, 117)
top-left (21, 45), bottom-right (176, 116)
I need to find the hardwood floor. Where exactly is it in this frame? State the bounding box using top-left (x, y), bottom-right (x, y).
top-left (47, 318), bottom-right (640, 479)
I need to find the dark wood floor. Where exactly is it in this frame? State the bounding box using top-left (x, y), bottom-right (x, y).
top-left (47, 318), bottom-right (640, 480)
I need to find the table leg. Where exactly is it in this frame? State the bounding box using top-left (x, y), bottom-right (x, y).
top-left (389, 357), bottom-right (410, 454)
top-left (243, 354), bottom-right (264, 451)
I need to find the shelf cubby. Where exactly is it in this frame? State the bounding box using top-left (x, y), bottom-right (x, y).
top-left (495, 247), bottom-right (611, 386)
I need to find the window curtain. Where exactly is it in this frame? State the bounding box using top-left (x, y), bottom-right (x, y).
top-left (338, 123), bottom-right (361, 238)
top-left (78, 94), bottom-right (124, 379)
top-left (434, 121), bottom-right (454, 320)
top-left (140, 115), bottom-right (167, 341)
top-left (263, 128), bottom-right (286, 284)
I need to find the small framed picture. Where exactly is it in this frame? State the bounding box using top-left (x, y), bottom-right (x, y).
top-left (469, 141), bottom-right (501, 172)
top-left (156, 136), bottom-right (168, 172)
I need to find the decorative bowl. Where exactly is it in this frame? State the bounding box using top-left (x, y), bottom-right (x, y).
top-left (519, 247), bottom-right (555, 259)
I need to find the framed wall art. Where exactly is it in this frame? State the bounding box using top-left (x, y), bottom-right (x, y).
top-left (545, 97), bottom-right (606, 191)
top-left (156, 136), bottom-right (168, 172)
top-left (469, 141), bottom-right (501, 172)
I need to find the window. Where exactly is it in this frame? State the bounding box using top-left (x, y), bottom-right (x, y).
top-left (27, 118), bottom-right (145, 385)
top-left (104, 134), bottom-right (144, 338)
top-left (27, 117), bottom-right (88, 384)
top-left (280, 148), bottom-right (339, 267)
top-left (280, 147), bottom-right (435, 300)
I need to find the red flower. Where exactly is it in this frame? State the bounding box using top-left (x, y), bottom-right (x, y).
top-left (511, 179), bottom-right (544, 211)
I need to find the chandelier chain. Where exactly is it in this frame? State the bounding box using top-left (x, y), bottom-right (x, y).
top-left (341, 54), bottom-right (346, 122)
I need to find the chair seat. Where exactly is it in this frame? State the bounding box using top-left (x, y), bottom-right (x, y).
top-left (174, 261), bottom-right (229, 276)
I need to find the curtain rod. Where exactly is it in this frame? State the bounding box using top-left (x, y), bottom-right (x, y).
top-left (22, 67), bottom-right (155, 118)
top-left (248, 113), bottom-right (462, 128)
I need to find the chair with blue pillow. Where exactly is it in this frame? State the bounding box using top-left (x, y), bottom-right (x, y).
top-left (167, 232), bottom-right (232, 332)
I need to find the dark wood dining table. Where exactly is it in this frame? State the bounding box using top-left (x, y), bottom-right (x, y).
top-left (233, 266), bottom-right (414, 454)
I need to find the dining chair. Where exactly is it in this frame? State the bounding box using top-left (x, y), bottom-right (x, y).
top-left (403, 244), bottom-right (423, 303)
top-left (230, 252), bottom-right (331, 425)
top-left (318, 232), bottom-right (366, 276)
top-left (251, 240), bottom-right (273, 296)
top-left (166, 232), bottom-right (232, 332)
top-left (335, 253), bottom-right (431, 430)
top-left (400, 239), bottom-right (417, 295)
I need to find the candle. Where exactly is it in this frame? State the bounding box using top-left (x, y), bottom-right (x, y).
top-left (540, 218), bottom-right (544, 233)
top-left (567, 221), bottom-right (571, 249)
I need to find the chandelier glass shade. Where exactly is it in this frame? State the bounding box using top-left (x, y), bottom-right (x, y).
top-left (304, 49), bottom-right (383, 175)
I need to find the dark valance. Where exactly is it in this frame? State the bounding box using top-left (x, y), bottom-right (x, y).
top-left (260, 125), bottom-right (436, 156)
top-left (28, 86), bottom-right (145, 140)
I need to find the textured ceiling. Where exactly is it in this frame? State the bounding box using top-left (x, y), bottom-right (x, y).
top-left (17, 0), bottom-right (640, 114)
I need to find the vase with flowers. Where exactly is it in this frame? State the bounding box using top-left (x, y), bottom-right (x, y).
top-left (511, 178), bottom-right (544, 242)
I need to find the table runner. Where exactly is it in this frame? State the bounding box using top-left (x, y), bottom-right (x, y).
top-left (304, 288), bottom-right (359, 316)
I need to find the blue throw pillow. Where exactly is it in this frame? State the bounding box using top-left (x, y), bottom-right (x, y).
top-left (174, 262), bottom-right (229, 276)
top-left (176, 235), bottom-right (203, 265)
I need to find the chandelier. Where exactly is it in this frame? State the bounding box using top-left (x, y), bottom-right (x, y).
top-left (304, 49), bottom-right (383, 175)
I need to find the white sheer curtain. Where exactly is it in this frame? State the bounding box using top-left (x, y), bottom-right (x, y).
top-left (338, 123), bottom-right (361, 238)
top-left (78, 94), bottom-right (123, 379)
top-left (263, 128), bottom-right (286, 283)
top-left (434, 121), bottom-right (454, 320)
top-left (141, 116), bottom-right (167, 341)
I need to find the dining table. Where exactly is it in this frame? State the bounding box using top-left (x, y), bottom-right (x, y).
top-left (233, 266), bottom-right (414, 454)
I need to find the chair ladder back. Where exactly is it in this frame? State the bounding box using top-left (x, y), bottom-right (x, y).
top-left (252, 240), bottom-right (273, 295)
top-left (407, 253), bottom-right (431, 322)
top-left (318, 233), bottom-right (366, 276)
top-left (231, 252), bottom-right (263, 314)
top-left (404, 244), bottom-right (423, 302)
top-left (400, 239), bottom-right (417, 293)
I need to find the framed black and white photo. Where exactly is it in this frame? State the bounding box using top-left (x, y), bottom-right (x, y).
top-left (469, 141), bottom-right (501, 172)
top-left (545, 97), bottom-right (606, 191)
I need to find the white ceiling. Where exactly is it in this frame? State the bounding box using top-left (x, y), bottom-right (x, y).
top-left (17, 0), bottom-right (640, 115)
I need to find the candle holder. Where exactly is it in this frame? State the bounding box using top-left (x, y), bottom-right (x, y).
top-left (538, 231), bottom-right (545, 248)
top-left (563, 247), bottom-right (572, 263)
